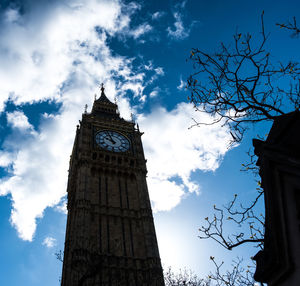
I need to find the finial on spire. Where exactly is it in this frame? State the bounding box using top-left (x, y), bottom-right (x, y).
top-left (84, 104), bottom-right (88, 114)
top-left (100, 83), bottom-right (105, 95)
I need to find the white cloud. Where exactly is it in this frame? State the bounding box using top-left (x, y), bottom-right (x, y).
top-left (148, 178), bottom-right (185, 212)
top-left (42, 236), bottom-right (57, 248)
top-left (0, 0), bottom-right (157, 241)
top-left (147, 66), bottom-right (164, 85)
top-left (4, 8), bottom-right (20, 23)
top-left (167, 12), bottom-right (189, 40)
top-left (177, 77), bottom-right (185, 90)
top-left (0, 152), bottom-right (14, 168)
top-left (129, 23), bottom-right (152, 39)
top-left (6, 111), bottom-right (34, 131)
top-left (138, 102), bottom-right (233, 212)
top-left (149, 91), bottom-right (158, 98)
top-left (0, 0), bottom-right (143, 110)
top-left (0, 109), bottom-right (77, 240)
top-left (0, 0), bottom-right (234, 242)
top-left (55, 197), bottom-right (68, 214)
top-left (152, 11), bottom-right (165, 20)
top-left (155, 67), bottom-right (164, 76)
top-left (149, 86), bottom-right (161, 98)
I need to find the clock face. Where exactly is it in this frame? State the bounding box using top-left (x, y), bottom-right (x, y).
top-left (95, 130), bottom-right (130, 152)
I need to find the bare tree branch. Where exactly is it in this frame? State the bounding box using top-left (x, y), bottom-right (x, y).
top-left (187, 12), bottom-right (300, 145)
top-left (198, 189), bottom-right (264, 251)
top-left (276, 17), bottom-right (300, 38)
top-left (165, 258), bottom-right (263, 286)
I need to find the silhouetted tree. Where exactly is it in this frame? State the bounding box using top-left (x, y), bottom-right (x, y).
top-left (165, 258), bottom-right (257, 286)
top-left (188, 12), bottom-right (299, 145)
top-left (187, 11), bottom-right (299, 275)
top-left (164, 267), bottom-right (208, 286)
top-left (198, 189), bottom-right (264, 251)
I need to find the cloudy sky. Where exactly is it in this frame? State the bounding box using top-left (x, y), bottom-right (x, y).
top-left (0, 0), bottom-right (299, 285)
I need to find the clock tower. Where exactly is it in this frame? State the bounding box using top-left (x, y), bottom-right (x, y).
top-left (61, 86), bottom-right (164, 285)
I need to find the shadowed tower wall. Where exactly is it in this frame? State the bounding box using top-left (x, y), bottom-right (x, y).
top-left (61, 87), bottom-right (164, 286)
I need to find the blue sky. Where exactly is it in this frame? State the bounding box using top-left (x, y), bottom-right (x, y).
top-left (0, 0), bottom-right (299, 285)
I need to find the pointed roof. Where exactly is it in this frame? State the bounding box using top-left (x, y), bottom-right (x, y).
top-left (96, 83), bottom-right (115, 106)
top-left (91, 83), bottom-right (118, 118)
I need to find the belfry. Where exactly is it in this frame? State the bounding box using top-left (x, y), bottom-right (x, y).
top-left (61, 85), bottom-right (164, 285)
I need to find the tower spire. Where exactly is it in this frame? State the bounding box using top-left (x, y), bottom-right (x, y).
top-left (100, 83), bottom-right (105, 96)
top-left (96, 83), bottom-right (113, 103)
top-left (92, 83), bottom-right (118, 116)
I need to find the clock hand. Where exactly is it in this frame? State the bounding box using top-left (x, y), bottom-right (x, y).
top-left (105, 131), bottom-right (116, 144)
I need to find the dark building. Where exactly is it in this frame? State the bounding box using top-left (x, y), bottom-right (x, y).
top-left (253, 111), bottom-right (300, 285)
top-left (61, 86), bottom-right (164, 285)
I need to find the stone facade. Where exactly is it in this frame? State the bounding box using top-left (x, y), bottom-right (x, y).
top-left (253, 111), bottom-right (300, 285)
top-left (61, 87), bottom-right (164, 286)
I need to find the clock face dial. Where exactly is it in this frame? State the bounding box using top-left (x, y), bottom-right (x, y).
top-left (95, 130), bottom-right (130, 152)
